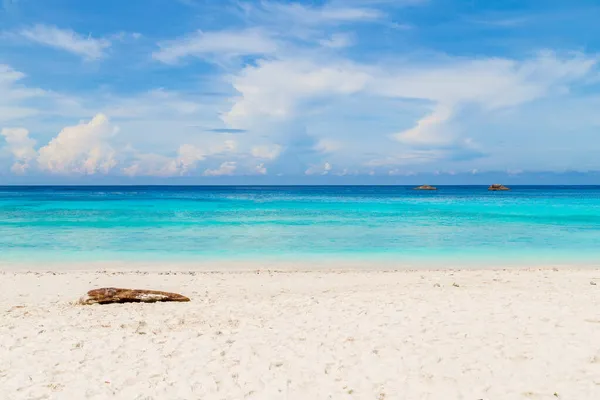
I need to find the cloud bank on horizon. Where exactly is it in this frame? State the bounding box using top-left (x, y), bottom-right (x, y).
top-left (1, 0), bottom-right (600, 182)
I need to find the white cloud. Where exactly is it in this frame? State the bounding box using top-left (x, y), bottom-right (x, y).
top-left (307, 6), bottom-right (382, 22)
top-left (123, 143), bottom-right (210, 177)
top-left (153, 28), bottom-right (277, 64)
top-left (376, 51), bottom-right (597, 109)
top-left (469, 17), bottom-right (530, 28)
top-left (251, 144), bottom-right (282, 160)
top-left (122, 153), bottom-right (175, 177)
top-left (203, 161), bottom-right (237, 176)
top-left (37, 114), bottom-right (118, 174)
top-left (225, 51), bottom-right (594, 157)
top-left (109, 31), bottom-right (143, 42)
top-left (0, 64), bottom-right (25, 85)
top-left (0, 105), bottom-right (39, 123)
top-left (0, 64), bottom-right (48, 122)
top-left (388, 168), bottom-right (417, 176)
top-left (1, 127), bottom-right (36, 173)
top-left (121, 151), bottom-right (193, 178)
top-left (2, 24), bottom-right (599, 178)
top-left (175, 144), bottom-right (207, 174)
top-left (281, 3), bottom-right (381, 23)
top-left (221, 140), bottom-right (237, 152)
top-left (381, 51), bottom-right (597, 147)
top-left (177, 140), bottom-right (236, 172)
top-left (101, 88), bottom-right (217, 122)
top-left (393, 105), bottom-right (454, 145)
top-left (220, 52), bottom-right (596, 168)
top-left (123, 140), bottom-right (238, 177)
top-left (365, 150), bottom-right (444, 167)
top-left (229, 0), bottom-right (398, 50)
top-left (305, 161), bottom-right (332, 175)
top-left (0, 63), bottom-right (94, 126)
top-left (254, 163), bottom-right (267, 175)
top-left (224, 59), bottom-right (371, 128)
top-left (16, 25), bottom-right (111, 60)
top-left (314, 138), bottom-right (342, 153)
top-left (245, 1), bottom-right (384, 27)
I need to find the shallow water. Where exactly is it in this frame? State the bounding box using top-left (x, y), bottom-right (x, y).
top-left (1, 186), bottom-right (600, 266)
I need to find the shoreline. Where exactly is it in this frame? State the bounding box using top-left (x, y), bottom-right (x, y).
top-left (2, 257), bottom-right (600, 272)
top-left (3, 266), bottom-right (600, 275)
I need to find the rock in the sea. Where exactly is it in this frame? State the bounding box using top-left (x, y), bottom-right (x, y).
top-left (80, 288), bottom-right (190, 305)
top-left (414, 185), bottom-right (437, 190)
top-left (488, 184), bottom-right (510, 191)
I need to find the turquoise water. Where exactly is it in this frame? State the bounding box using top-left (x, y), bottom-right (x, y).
top-left (1, 186), bottom-right (600, 266)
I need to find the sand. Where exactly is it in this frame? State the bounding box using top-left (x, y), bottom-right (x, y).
top-left (1, 267), bottom-right (599, 399)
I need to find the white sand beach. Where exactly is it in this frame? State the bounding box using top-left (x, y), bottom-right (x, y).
top-left (1, 267), bottom-right (599, 399)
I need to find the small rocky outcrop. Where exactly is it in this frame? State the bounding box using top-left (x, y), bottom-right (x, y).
top-left (488, 184), bottom-right (510, 191)
top-left (80, 288), bottom-right (190, 305)
top-left (413, 185), bottom-right (437, 190)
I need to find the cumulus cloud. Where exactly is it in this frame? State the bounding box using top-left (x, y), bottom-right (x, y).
top-left (37, 114), bottom-right (119, 174)
top-left (382, 51), bottom-right (597, 148)
top-left (223, 59), bottom-right (371, 128)
top-left (176, 144), bottom-right (206, 174)
top-left (153, 29), bottom-right (277, 64)
top-left (305, 161), bottom-right (332, 175)
top-left (203, 161), bottom-right (237, 176)
top-left (177, 140), bottom-right (236, 173)
top-left (1, 127), bottom-right (36, 173)
top-left (123, 140), bottom-right (238, 177)
top-left (251, 144), bottom-right (283, 160)
top-left (121, 153), bottom-right (175, 177)
top-left (3, 11), bottom-right (600, 179)
top-left (123, 144), bottom-right (211, 177)
top-left (254, 163), bottom-right (267, 175)
top-left (0, 114), bottom-right (222, 177)
top-left (220, 50), bottom-right (596, 170)
top-left (15, 25), bottom-right (111, 60)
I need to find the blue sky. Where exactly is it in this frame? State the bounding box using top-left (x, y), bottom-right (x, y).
top-left (1, 0), bottom-right (600, 184)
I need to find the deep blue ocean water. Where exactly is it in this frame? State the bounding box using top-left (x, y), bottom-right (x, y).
top-left (1, 186), bottom-right (600, 266)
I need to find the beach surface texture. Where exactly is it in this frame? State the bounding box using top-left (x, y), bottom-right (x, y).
top-left (1, 267), bottom-right (599, 399)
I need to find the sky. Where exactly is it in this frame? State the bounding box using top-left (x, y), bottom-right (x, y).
top-left (1, 0), bottom-right (599, 184)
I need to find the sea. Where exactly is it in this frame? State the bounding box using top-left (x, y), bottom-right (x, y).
top-left (1, 185), bottom-right (599, 268)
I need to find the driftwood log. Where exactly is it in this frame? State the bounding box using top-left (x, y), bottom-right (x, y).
top-left (80, 288), bottom-right (190, 305)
